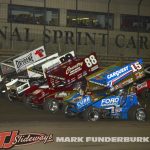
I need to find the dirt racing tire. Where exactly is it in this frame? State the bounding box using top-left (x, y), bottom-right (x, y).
top-left (64, 105), bottom-right (76, 118)
top-left (141, 89), bottom-right (150, 101)
top-left (128, 105), bottom-right (147, 121)
top-left (23, 95), bottom-right (32, 108)
top-left (83, 107), bottom-right (100, 121)
top-left (43, 99), bottom-right (59, 113)
top-left (7, 92), bottom-right (16, 102)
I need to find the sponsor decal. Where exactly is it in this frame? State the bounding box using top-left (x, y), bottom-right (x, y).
top-left (33, 46), bottom-right (46, 61)
top-left (134, 71), bottom-right (144, 79)
top-left (55, 92), bottom-right (68, 98)
top-left (15, 53), bottom-right (34, 70)
top-left (101, 97), bottom-right (120, 106)
top-left (110, 78), bottom-right (134, 92)
top-left (17, 83), bottom-right (30, 94)
top-left (66, 62), bottom-right (83, 76)
top-left (13, 46), bottom-right (46, 72)
top-left (0, 130), bottom-right (53, 149)
top-left (77, 96), bottom-right (91, 109)
top-left (32, 89), bottom-right (43, 95)
top-left (34, 49), bottom-right (45, 58)
top-left (48, 74), bottom-right (65, 81)
top-left (137, 81), bottom-right (147, 91)
top-left (107, 66), bottom-right (129, 80)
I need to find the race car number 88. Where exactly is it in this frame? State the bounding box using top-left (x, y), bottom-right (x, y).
top-left (84, 55), bottom-right (97, 68)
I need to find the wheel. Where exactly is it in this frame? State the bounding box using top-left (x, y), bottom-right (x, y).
top-left (7, 91), bottom-right (16, 102)
top-left (43, 99), bottom-right (59, 113)
top-left (23, 95), bottom-right (32, 108)
top-left (64, 105), bottom-right (76, 118)
top-left (83, 107), bottom-right (100, 121)
top-left (141, 88), bottom-right (150, 101)
top-left (135, 108), bottom-right (147, 121)
top-left (139, 88), bottom-right (150, 109)
top-left (128, 105), bottom-right (147, 121)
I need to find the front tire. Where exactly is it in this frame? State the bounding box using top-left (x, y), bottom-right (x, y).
top-left (64, 105), bottom-right (76, 118)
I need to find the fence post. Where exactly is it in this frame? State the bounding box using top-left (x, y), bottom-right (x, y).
top-left (106, 0), bottom-right (111, 56)
top-left (137, 0), bottom-right (143, 57)
top-left (75, 0), bottom-right (78, 52)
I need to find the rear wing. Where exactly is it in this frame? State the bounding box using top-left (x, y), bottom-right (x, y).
top-left (13, 46), bottom-right (46, 73)
top-left (46, 52), bottom-right (99, 88)
top-left (0, 46), bottom-right (46, 75)
top-left (42, 51), bottom-right (75, 78)
top-left (5, 51), bottom-right (75, 95)
top-left (87, 59), bottom-right (144, 91)
top-left (27, 53), bottom-right (59, 78)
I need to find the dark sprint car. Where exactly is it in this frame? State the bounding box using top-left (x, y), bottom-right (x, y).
top-left (0, 46), bottom-right (48, 100)
top-left (64, 59), bottom-right (147, 121)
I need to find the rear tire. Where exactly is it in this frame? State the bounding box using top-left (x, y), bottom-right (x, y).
top-left (141, 88), bottom-right (150, 101)
top-left (128, 105), bottom-right (147, 121)
top-left (43, 99), bottom-right (59, 113)
top-left (23, 95), bottom-right (32, 108)
top-left (83, 107), bottom-right (100, 121)
top-left (7, 91), bottom-right (16, 102)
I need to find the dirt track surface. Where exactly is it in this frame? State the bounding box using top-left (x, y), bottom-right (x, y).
top-left (0, 96), bottom-right (150, 150)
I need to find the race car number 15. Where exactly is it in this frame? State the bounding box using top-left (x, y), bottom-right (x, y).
top-left (84, 55), bottom-right (97, 68)
top-left (131, 62), bottom-right (142, 72)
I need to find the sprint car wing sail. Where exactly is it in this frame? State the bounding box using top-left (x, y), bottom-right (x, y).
top-left (87, 65), bottom-right (120, 87)
top-left (87, 59), bottom-right (144, 89)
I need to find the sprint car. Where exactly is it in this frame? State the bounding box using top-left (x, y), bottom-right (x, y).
top-left (64, 59), bottom-right (146, 121)
top-left (1, 46), bottom-right (51, 101)
top-left (22, 51), bottom-right (76, 107)
top-left (64, 90), bottom-right (146, 121)
top-left (24, 52), bottom-right (99, 112)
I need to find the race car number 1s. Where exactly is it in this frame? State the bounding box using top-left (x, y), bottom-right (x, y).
top-left (131, 62), bottom-right (142, 72)
top-left (84, 55), bottom-right (97, 68)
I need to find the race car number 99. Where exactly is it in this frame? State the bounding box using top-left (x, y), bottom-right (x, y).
top-left (84, 55), bottom-right (97, 68)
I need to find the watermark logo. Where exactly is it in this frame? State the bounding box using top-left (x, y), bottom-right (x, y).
top-left (55, 136), bottom-right (150, 143)
top-left (0, 130), bottom-right (53, 149)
